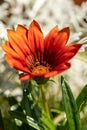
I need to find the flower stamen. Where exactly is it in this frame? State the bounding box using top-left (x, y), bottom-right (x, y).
top-left (26, 55), bottom-right (51, 75)
top-left (31, 65), bottom-right (50, 75)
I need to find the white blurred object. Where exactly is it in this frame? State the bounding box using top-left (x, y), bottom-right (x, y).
top-left (78, 37), bottom-right (87, 52)
top-left (0, 22), bottom-right (7, 41)
top-left (68, 32), bottom-right (82, 43)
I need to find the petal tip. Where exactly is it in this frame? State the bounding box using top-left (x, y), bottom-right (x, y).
top-left (29, 20), bottom-right (42, 32)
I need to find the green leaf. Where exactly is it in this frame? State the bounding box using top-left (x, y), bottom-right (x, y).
top-left (56, 122), bottom-right (69, 130)
top-left (8, 96), bottom-right (18, 106)
top-left (9, 110), bottom-right (26, 123)
top-left (40, 111), bottom-right (56, 130)
top-left (21, 82), bottom-right (42, 121)
top-left (76, 84), bottom-right (87, 111)
top-left (81, 118), bottom-right (87, 130)
top-left (26, 116), bottom-right (44, 130)
top-left (21, 88), bottom-right (32, 116)
top-left (61, 76), bottom-right (81, 130)
top-left (9, 110), bottom-right (43, 130)
top-left (0, 110), bottom-right (4, 130)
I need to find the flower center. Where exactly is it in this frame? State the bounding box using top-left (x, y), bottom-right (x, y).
top-left (31, 65), bottom-right (50, 75)
top-left (26, 55), bottom-right (51, 75)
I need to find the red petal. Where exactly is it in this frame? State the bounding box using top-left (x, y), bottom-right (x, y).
top-left (43, 62), bottom-right (71, 78)
top-left (16, 24), bottom-right (27, 34)
top-left (44, 26), bottom-right (58, 61)
top-left (43, 71), bottom-right (59, 78)
top-left (58, 44), bottom-right (82, 64)
top-left (44, 27), bottom-right (70, 62)
top-left (5, 54), bottom-right (30, 73)
top-left (16, 24), bottom-right (32, 56)
top-left (7, 30), bottom-right (25, 59)
top-left (2, 44), bottom-right (21, 59)
top-left (7, 30), bottom-right (30, 57)
top-left (44, 25), bottom-right (58, 50)
top-left (28, 20), bottom-right (44, 62)
top-left (54, 27), bottom-right (70, 47)
top-left (19, 73), bottom-right (34, 81)
top-left (29, 20), bottom-right (42, 32)
top-left (50, 27), bottom-right (70, 54)
top-left (53, 62), bottom-right (71, 71)
top-left (44, 63), bottom-right (71, 78)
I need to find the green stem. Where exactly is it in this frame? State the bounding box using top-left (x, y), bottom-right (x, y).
top-left (41, 84), bottom-right (50, 118)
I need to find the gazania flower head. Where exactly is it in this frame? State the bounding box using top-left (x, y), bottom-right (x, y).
top-left (2, 20), bottom-right (82, 81)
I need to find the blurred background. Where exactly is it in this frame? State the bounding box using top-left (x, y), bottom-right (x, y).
top-left (0, 0), bottom-right (87, 129)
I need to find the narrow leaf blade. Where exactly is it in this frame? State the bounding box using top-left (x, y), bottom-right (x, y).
top-left (76, 84), bottom-right (87, 111)
top-left (61, 76), bottom-right (81, 130)
top-left (0, 110), bottom-right (4, 130)
top-left (9, 110), bottom-right (43, 130)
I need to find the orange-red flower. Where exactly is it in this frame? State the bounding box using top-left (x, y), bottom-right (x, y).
top-left (2, 20), bottom-right (82, 81)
